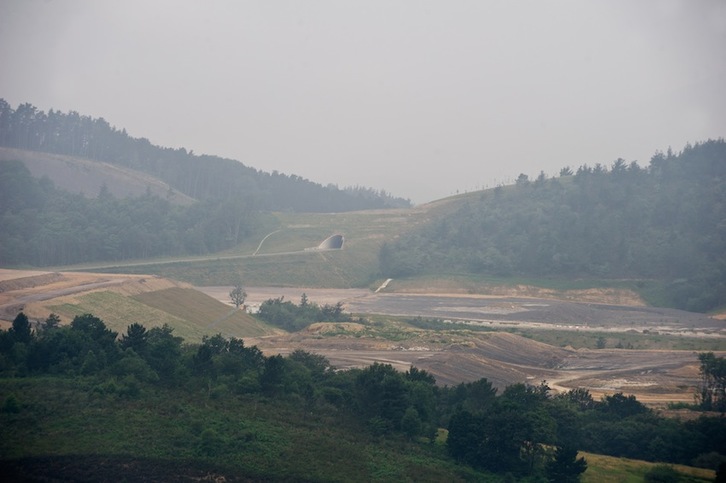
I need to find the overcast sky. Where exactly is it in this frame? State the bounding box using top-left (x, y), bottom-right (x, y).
top-left (1, 1), bottom-right (724, 204)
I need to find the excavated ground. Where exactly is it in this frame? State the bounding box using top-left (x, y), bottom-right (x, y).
top-left (2, 270), bottom-right (724, 406)
top-left (247, 328), bottom-right (710, 404)
top-left (223, 286), bottom-right (726, 406)
top-left (0, 269), bottom-right (183, 328)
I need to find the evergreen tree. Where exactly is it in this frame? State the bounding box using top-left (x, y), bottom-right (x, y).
top-left (10, 312), bottom-right (32, 345)
top-left (120, 323), bottom-right (148, 354)
top-left (545, 444), bottom-right (587, 483)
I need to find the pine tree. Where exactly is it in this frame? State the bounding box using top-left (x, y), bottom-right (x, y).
top-left (546, 444), bottom-right (587, 483)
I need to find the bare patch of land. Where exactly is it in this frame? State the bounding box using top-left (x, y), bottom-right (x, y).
top-left (198, 285), bottom-right (371, 311)
top-left (0, 269), bottom-right (159, 328)
top-left (228, 286), bottom-right (726, 405)
top-left (1, 269), bottom-right (724, 405)
top-left (247, 324), bottom-right (711, 405)
top-left (0, 269), bottom-right (277, 342)
top-left (383, 278), bottom-right (648, 306)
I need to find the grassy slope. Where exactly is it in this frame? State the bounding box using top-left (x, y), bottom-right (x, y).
top-left (94, 208), bottom-right (425, 288)
top-left (0, 377), bottom-right (487, 482)
top-left (0, 378), bottom-right (717, 482)
top-left (132, 287), bottom-right (276, 338)
top-left (581, 452), bottom-right (715, 483)
top-left (26, 180), bottom-right (649, 307)
top-left (11, 155), bottom-right (700, 310)
top-left (74, 198), bottom-right (650, 307)
top-left (48, 288), bottom-right (279, 343)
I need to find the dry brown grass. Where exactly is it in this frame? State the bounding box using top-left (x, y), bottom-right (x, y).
top-left (582, 451), bottom-right (715, 483)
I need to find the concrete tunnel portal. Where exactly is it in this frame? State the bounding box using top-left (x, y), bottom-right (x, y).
top-left (317, 234), bottom-right (345, 250)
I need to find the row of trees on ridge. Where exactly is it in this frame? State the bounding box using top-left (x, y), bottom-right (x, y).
top-left (380, 140), bottom-right (726, 312)
top-left (0, 99), bottom-right (410, 212)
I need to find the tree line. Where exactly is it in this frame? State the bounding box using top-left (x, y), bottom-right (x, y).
top-left (379, 139), bottom-right (726, 312)
top-left (256, 294), bottom-right (351, 331)
top-left (0, 99), bottom-right (410, 212)
top-left (0, 160), bottom-right (260, 265)
top-left (2, 312), bottom-right (725, 480)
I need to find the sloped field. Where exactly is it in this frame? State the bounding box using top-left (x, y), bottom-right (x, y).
top-left (132, 287), bottom-right (278, 339)
top-left (0, 270), bottom-right (280, 342)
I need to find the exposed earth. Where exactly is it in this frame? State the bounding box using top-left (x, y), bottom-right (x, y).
top-left (0, 269), bottom-right (183, 326)
top-left (2, 269), bottom-right (725, 406)
top-left (197, 285), bottom-right (726, 405)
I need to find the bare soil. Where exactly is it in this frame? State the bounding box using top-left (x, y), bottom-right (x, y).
top-left (2, 269), bottom-right (724, 406)
top-left (0, 269), bottom-right (184, 328)
top-left (247, 327), bottom-right (711, 405)
top-left (233, 286), bottom-right (725, 406)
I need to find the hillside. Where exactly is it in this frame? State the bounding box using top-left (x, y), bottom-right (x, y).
top-left (0, 99), bottom-right (410, 212)
top-left (379, 140), bottom-right (726, 312)
top-left (2, 98), bottom-right (724, 314)
top-left (93, 208), bottom-right (428, 288)
top-left (0, 375), bottom-right (718, 482)
top-left (1, 312), bottom-right (724, 481)
top-left (0, 98), bottom-right (410, 269)
top-left (0, 269), bottom-right (279, 342)
top-left (0, 147), bottom-right (196, 205)
top-left (4, 268), bottom-right (723, 407)
top-left (0, 158), bottom-right (269, 266)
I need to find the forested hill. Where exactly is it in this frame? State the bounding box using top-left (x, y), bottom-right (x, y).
top-left (380, 139), bottom-right (726, 312)
top-left (0, 99), bottom-right (410, 212)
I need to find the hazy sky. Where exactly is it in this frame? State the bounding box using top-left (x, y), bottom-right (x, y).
top-left (1, 1), bottom-right (724, 203)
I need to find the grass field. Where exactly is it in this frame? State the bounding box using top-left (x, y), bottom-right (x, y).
top-left (133, 287), bottom-right (276, 339)
top-left (48, 291), bottom-right (191, 336)
top-left (88, 208), bottom-right (422, 288)
top-left (582, 451), bottom-right (715, 482)
top-left (0, 377), bottom-right (489, 482)
top-left (49, 288), bottom-right (279, 342)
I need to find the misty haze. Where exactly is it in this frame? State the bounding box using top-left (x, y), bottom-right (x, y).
top-left (1, 1), bottom-right (725, 481)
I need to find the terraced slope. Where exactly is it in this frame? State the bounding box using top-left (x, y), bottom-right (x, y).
top-left (0, 270), bottom-right (280, 342)
top-left (132, 287), bottom-right (276, 339)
